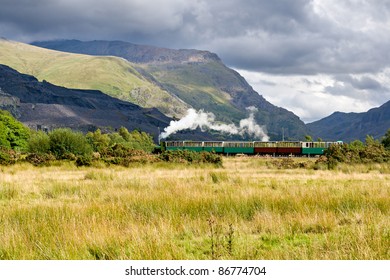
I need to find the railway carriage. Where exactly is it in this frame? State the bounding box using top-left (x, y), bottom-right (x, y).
top-left (223, 141), bottom-right (254, 154)
top-left (163, 140), bottom-right (342, 156)
top-left (301, 142), bottom-right (338, 156)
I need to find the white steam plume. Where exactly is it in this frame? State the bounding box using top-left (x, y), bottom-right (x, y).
top-left (159, 106), bottom-right (269, 141)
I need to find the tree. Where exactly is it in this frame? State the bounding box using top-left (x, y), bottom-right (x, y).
top-left (86, 129), bottom-right (110, 154)
top-left (305, 135), bottom-right (313, 141)
top-left (118, 127), bottom-right (131, 142)
top-left (361, 135), bottom-right (388, 163)
top-left (0, 122), bottom-right (10, 149)
top-left (0, 109), bottom-right (30, 151)
top-left (382, 129), bottom-right (390, 149)
top-left (114, 127), bottom-right (155, 152)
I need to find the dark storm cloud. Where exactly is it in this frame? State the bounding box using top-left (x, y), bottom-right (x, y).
top-left (1, 0), bottom-right (390, 121)
top-left (2, 0), bottom-right (390, 76)
top-left (0, 0), bottom-right (191, 42)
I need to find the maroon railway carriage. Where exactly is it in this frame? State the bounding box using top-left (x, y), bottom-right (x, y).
top-left (254, 141), bottom-right (302, 155)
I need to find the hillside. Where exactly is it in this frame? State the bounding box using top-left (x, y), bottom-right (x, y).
top-left (307, 100), bottom-right (390, 142)
top-left (0, 64), bottom-right (171, 140)
top-left (32, 40), bottom-right (308, 140)
top-left (0, 38), bottom-right (188, 117)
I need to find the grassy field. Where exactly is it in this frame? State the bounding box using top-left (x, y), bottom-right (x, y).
top-left (0, 157), bottom-right (389, 260)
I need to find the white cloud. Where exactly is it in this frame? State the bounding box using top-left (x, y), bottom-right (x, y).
top-left (237, 69), bottom-right (390, 123)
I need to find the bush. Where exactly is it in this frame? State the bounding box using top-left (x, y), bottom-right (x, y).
top-left (200, 151), bottom-right (223, 166)
top-left (324, 136), bottom-right (390, 168)
top-left (25, 153), bottom-right (56, 166)
top-left (28, 131), bottom-right (50, 154)
top-left (361, 136), bottom-right (389, 163)
top-left (48, 128), bottom-right (92, 159)
top-left (159, 150), bottom-right (223, 165)
top-left (106, 143), bottom-right (132, 158)
top-left (75, 155), bottom-right (93, 167)
top-left (0, 148), bottom-right (17, 165)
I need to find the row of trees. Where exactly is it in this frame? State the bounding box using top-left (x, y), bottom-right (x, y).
top-left (0, 109), bottom-right (222, 166)
top-left (0, 109), bottom-right (156, 165)
top-left (28, 127), bottom-right (155, 159)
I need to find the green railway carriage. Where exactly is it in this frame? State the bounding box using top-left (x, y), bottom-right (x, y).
top-left (163, 140), bottom-right (342, 156)
top-left (222, 141), bottom-right (254, 154)
top-left (165, 141), bottom-right (203, 152)
top-left (203, 141), bottom-right (224, 153)
top-left (301, 142), bottom-right (336, 156)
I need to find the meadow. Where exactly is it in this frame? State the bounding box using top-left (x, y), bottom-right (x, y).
top-left (0, 157), bottom-right (389, 260)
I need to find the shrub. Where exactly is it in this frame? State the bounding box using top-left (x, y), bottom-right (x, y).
top-left (28, 131), bottom-right (50, 154)
top-left (48, 128), bottom-right (92, 159)
top-left (324, 136), bottom-right (390, 168)
top-left (270, 158), bottom-right (297, 169)
top-left (75, 155), bottom-right (93, 167)
top-left (0, 148), bottom-right (17, 165)
top-left (25, 153), bottom-right (56, 166)
top-left (106, 143), bottom-right (132, 158)
top-left (361, 136), bottom-right (389, 163)
top-left (200, 151), bottom-right (223, 166)
top-left (159, 150), bottom-right (223, 165)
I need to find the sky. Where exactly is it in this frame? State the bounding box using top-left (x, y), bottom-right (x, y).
top-left (1, 0), bottom-right (390, 123)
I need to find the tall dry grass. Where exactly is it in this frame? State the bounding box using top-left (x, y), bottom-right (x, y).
top-left (0, 158), bottom-right (389, 259)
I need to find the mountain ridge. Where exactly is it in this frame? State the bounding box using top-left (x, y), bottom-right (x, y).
top-left (33, 39), bottom-right (221, 64)
top-left (32, 39), bottom-right (308, 140)
top-left (307, 100), bottom-right (390, 142)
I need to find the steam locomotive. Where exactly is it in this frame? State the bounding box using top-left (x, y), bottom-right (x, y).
top-left (161, 140), bottom-right (343, 156)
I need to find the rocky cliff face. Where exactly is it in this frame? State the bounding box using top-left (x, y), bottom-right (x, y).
top-left (0, 87), bottom-right (21, 117)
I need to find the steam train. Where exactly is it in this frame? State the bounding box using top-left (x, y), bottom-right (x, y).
top-left (161, 140), bottom-right (343, 156)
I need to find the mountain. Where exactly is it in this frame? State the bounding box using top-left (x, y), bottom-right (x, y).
top-left (0, 64), bottom-right (170, 140)
top-left (307, 100), bottom-right (390, 142)
top-left (32, 39), bottom-right (308, 140)
top-left (0, 38), bottom-right (189, 117)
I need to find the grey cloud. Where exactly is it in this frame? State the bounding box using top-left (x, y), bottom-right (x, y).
top-left (2, 0), bottom-right (390, 76)
top-left (339, 75), bottom-right (386, 91)
top-left (325, 74), bottom-right (389, 107)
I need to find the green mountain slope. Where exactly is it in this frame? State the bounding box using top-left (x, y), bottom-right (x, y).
top-left (33, 40), bottom-right (308, 140)
top-left (0, 39), bottom-right (188, 117)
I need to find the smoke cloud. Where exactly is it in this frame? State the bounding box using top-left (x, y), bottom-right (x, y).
top-left (159, 106), bottom-right (269, 141)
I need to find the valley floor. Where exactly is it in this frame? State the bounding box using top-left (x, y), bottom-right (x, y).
top-left (0, 158), bottom-right (389, 259)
